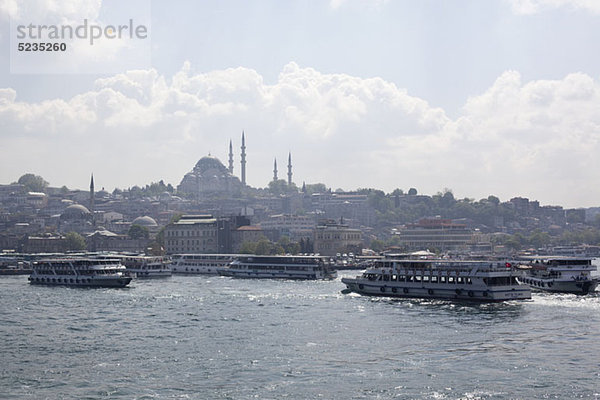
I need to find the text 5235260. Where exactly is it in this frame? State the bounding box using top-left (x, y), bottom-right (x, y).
top-left (17, 42), bottom-right (67, 52)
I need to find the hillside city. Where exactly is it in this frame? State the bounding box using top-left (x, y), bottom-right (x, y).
top-left (2, 137), bottom-right (600, 258)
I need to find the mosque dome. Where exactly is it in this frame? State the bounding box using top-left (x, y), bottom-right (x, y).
top-left (132, 216), bottom-right (158, 227)
top-left (61, 204), bottom-right (91, 220)
top-left (193, 156), bottom-right (229, 175)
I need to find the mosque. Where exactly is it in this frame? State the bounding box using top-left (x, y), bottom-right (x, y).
top-left (176, 132), bottom-right (294, 198)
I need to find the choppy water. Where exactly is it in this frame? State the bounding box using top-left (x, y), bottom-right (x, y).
top-left (1, 270), bottom-right (600, 399)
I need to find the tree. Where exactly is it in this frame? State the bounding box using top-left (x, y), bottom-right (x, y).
top-left (65, 232), bottom-right (86, 251)
top-left (268, 179), bottom-right (289, 195)
top-left (440, 189), bottom-right (455, 208)
top-left (487, 195), bottom-right (500, 206)
top-left (408, 188), bottom-right (418, 195)
top-left (304, 183), bottom-right (328, 195)
top-left (128, 224), bottom-right (149, 239)
top-left (239, 241), bottom-right (257, 254)
top-left (255, 239), bottom-right (274, 255)
top-left (17, 173), bottom-right (49, 192)
top-left (370, 239), bottom-right (385, 253)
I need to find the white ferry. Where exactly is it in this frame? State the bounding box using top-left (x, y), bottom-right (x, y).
top-left (28, 257), bottom-right (132, 288)
top-left (170, 254), bottom-right (236, 274)
top-left (515, 256), bottom-right (599, 295)
top-left (341, 259), bottom-right (531, 302)
top-left (121, 255), bottom-right (172, 278)
top-left (219, 255), bottom-right (337, 280)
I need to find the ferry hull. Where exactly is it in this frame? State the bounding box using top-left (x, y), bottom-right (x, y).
top-left (341, 278), bottom-right (531, 302)
top-left (219, 270), bottom-right (335, 280)
top-left (132, 271), bottom-right (172, 278)
top-left (29, 275), bottom-right (132, 288)
top-left (172, 266), bottom-right (222, 275)
top-left (519, 278), bottom-right (598, 295)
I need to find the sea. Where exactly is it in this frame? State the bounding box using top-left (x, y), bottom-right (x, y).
top-left (1, 268), bottom-right (600, 400)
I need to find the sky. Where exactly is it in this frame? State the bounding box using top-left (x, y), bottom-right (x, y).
top-left (0, 0), bottom-right (599, 208)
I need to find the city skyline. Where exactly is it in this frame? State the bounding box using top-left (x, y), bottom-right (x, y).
top-left (1, 1), bottom-right (600, 207)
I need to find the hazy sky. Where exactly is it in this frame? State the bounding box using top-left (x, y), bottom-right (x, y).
top-left (1, 0), bottom-right (600, 207)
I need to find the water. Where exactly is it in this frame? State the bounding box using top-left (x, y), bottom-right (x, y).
top-left (2, 271), bottom-right (600, 399)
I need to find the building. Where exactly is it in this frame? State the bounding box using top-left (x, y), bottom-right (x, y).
top-left (260, 214), bottom-right (315, 241)
top-left (232, 225), bottom-right (264, 252)
top-left (164, 215), bottom-right (218, 254)
top-left (177, 156), bottom-right (243, 199)
top-left (394, 217), bottom-right (474, 251)
top-left (313, 221), bottom-right (362, 256)
top-left (87, 229), bottom-right (148, 253)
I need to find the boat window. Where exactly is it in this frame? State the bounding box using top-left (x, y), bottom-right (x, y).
top-left (422, 276), bottom-right (429, 282)
top-left (415, 276), bottom-right (421, 282)
top-left (440, 276), bottom-right (446, 283)
top-left (466, 277), bottom-right (472, 284)
top-left (430, 276), bottom-right (438, 283)
top-left (391, 274), bottom-right (397, 281)
top-left (448, 277), bottom-right (455, 284)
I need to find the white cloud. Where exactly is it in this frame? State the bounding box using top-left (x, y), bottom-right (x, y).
top-left (1, 64), bottom-right (599, 207)
top-left (2, 0), bottom-right (101, 22)
top-left (329, 0), bottom-right (389, 10)
top-left (507, 0), bottom-right (600, 15)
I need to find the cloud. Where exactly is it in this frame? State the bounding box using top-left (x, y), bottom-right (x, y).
top-left (507, 0), bottom-right (600, 15)
top-left (1, 64), bottom-right (599, 207)
top-left (1, 0), bottom-right (102, 22)
top-left (329, 0), bottom-right (389, 10)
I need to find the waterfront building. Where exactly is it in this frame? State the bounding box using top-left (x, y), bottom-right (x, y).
top-left (260, 214), bottom-right (315, 242)
top-left (394, 217), bottom-right (474, 251)
top-left (164, 215), bottom-right (218, 254)
top-left (232, 225), bottom-right (264, 252)
top-left (87, 229), bottom-right (149, 253)
top-left (313, 220), bottom-right (362, 256)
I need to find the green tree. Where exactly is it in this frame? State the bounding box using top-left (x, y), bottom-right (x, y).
top-left (370, 239), bottom-right (385, 253)
top-left (304, 183), bottom-right (328, 195)
top-left (487, 195), bottom-right (500, 206)
top-left (17, 173), bottom-right (49, 192)
top-left (65, 232), bottom-right (86, 251)
top-left (408, 188), bottom-right (418, 195)
top-left (528, 230), bottom-right (552, 249)
top-left (239, 241), bottom-right (257, 254)
top-left (268, 179), bottom-right (289, 195)
top-left (128, 224), bottom-right (149, 239)
top-left (278, 236), bottom-right (301, 254)
top-left (255, 239), bottom-right (273, 255)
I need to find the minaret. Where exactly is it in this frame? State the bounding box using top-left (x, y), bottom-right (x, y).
top-left (287, 152), bottom-right (293, 186)
top-left (273, 158), bottom-right (278, 181)
top-left (89, 173), bottom-right (95, 228)
top-left (228, 139), bottom-right (234, 174)
top-left (240, 131), bottom-right (246, 185)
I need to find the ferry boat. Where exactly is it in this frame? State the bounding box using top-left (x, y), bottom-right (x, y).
top-left (341, 258), bottom-right (531, 302)
top-left (121, 255), bottom-right (172, 278)
top-left (170, 254), bottom-right (236, 274)
top-left (28, 257), bottom-right (132, 288)
top-left (0, 258), bottom-right (32, 275)
top-left (219, 255), bottom-right (337, 280)
top-left (515, 256), bottom-right (599, 295)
